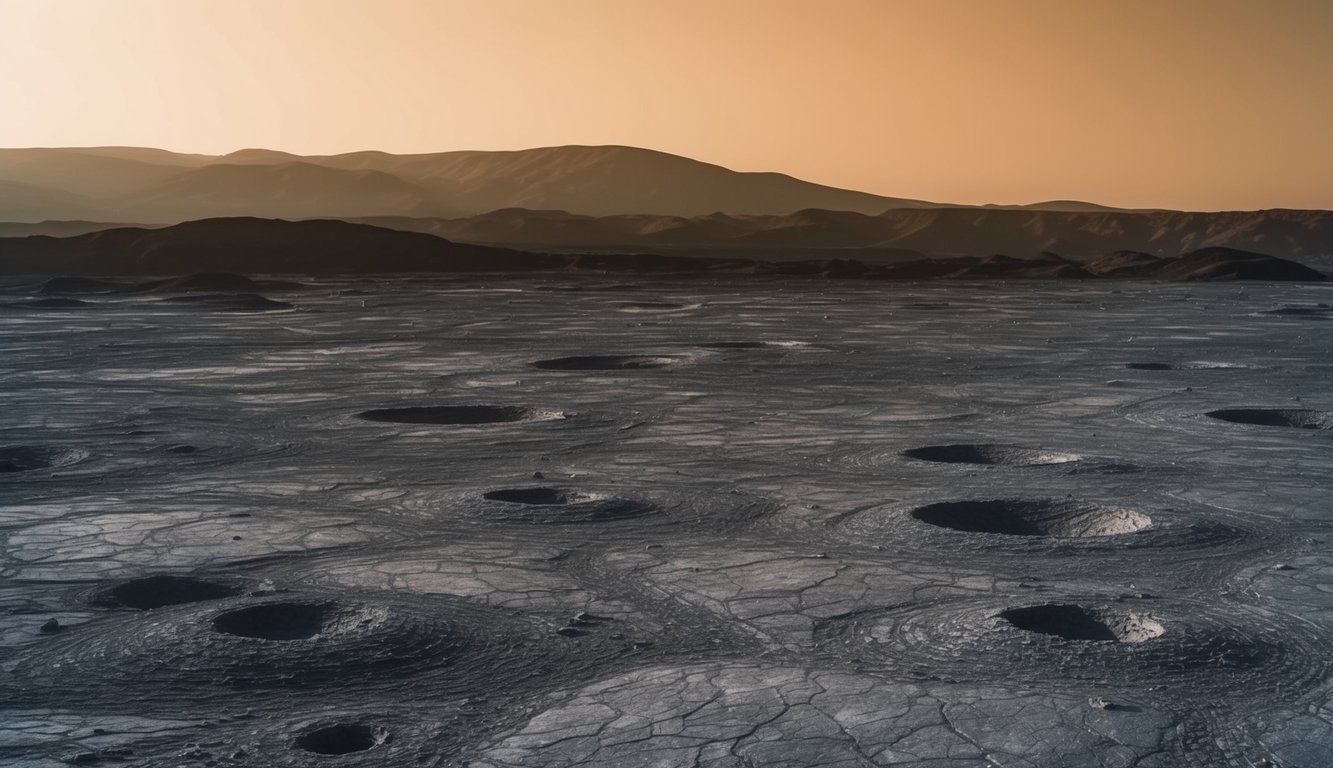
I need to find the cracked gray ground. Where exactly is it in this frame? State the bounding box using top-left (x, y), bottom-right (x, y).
top-left (1, 276), bottom-right (1330, 766)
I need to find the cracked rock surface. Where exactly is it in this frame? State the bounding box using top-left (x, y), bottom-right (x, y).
top-left (1, 276), bottom-right (1330, 766)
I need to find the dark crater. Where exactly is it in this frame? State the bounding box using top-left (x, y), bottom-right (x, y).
top-left (618, 301), bottom-right (685, 310)
top-left (532, 355), bottom-right (676, 370)
top-left (480, 487), bottom-right (659, 524)
top-left (156, 293), bottom-right (293, 312)
top-left (0, 445), bottom-right (85, 473)
top-left (902, 443), bottom-right (1080, 466)
top-left (3, 297), bottom-right (93, 310)
top-left (1126, 361), bottom-right (1247, 370)
top-left (97, 575), bottom-right (241, 610)
top-left (697, 341), bottom-right (770, 349)
top-left (213, 602), bottom-right (333, 641)
top-left (909, 499), bottom-right (1151, 538)
top-left (484, 487), bottom-right (582, 505)
top-left (295, 724), bottom-right (385, 755)
top-left (1263, 305), bottom-right (1331, 317)
top-left (358, 405), bottom-right (535, 425)
top-left (999, 604), bottom-right (1164, 643)
top-left (1206, 408), bottom-right (1333, 429)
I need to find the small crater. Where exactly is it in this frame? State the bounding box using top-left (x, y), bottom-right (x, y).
top-left (1206, 408), bottom-right (1333, 430)
top-left (1000, 604), bottom-right (1164, 643)
top-left (295, 724), bottom-right (385, 755)
top-left (902, 444), bottom-right (1080, 467)
top-left (157, 293), bottom-right (293, 312)
top-left (213, 603), bottom-right (331, 641)
top-left (483, 487), bottom-right (589, 505)
top-left (1263, 305), bottom-right (1331, 317)
top-left (1127, 362), bottom-right (1248, 371)
top-left (100, 575), bottom-right (241, 610)
top-left (480, 487), bottom-right (658, 523)
top-left (0, 446), bottom-right (84, 473)
top-left (357, 405), bottom-right (534, 425)
top-left (909, 499), bottom-right (1151, 538)
top-left (697, 341), bottom-right (769, 349)
top-left (532, 355), bottom-right (675, 371)
top-left (618, 301), bottom-right (684, 311)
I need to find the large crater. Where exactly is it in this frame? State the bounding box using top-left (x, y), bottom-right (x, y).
top-left (98, 575), bottom-right (241, 610)
top-left (531, 355), bottom-right (675, 371)
top-left (909, 499), bottom-right (1151, 538)
top-left (902, 443), bottom-right (1080, 467)
top-left (295, 724), bottom-right (386, 755)
top-left (212, 602), bottom-right (335, 641)
top-left (1206, 408), bottom-right (1333, 430)
top-left (357, 405), bottom-right (538, 425)
top-left (999, 604), bottom-right (1164, 643)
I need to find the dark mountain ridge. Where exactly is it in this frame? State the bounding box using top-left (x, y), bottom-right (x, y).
top-left (0, 218), bottom-right (1322, 283)
top-left (349, 206), bottom-right (1333, 264)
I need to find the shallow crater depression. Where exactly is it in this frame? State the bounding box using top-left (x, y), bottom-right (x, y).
top-left (356, 405), bottom-right (546, 425)
top-left (212, 602), bottom-right (334, 641)
top-left (1206, 408), bottom-right (1333, 429)
top-left (0, 445), bottom-right (86, 473)
top-left (530, 355), bottom-right (676, 370)
top-left (294, 724), bottom-right (386, 755)
top-left (7, 593), bottom-right (564, 698)
top-left (909, 498), bottom-right (1152, 538)
top-left (478, 486), bottom-right (659, 524)
top-left (1125, 361), bottom-right (1250, 371)
top-left (822, 595), bottom-right (1322, 697)
top-left (902, 443), bottom-right (1081, 467)
top-left (96, 574), bottom-right (243, 610)
top-left (999, 603), bottom-right (1164, 643)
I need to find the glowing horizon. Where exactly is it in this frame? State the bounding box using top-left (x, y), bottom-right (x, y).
top-left (2, 0), bottom-right (1331, 211)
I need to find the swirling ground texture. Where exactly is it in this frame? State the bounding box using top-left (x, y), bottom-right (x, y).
top-left (1, 275), bottom-right (1330, 766)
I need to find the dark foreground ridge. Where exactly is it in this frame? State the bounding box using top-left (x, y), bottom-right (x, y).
top-left (0, 217), bottom-right (1325, 281)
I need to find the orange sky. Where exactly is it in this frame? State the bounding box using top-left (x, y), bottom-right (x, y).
top-left (2, 0), bottom-right (1331, 210)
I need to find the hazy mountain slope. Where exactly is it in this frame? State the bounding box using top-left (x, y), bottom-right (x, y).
top-left (276, 145), bottom-right (927, 216)
top-left (0, 179), bottom-right (111, 222)
top-left (0, 144), bottom-right (934, 219)
top-left (0, 149), bottom-right (188, 199)
top-left (121, 162), bottom-right (444, 220)
top-left (0, 220), bottom-right (151, 238)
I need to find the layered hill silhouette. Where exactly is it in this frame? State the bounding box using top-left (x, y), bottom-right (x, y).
top-left (3, 145), bottom-right (1330, 265)
top-left (0, 218), bottom-right (1322, 282)
top-left (0, 145), bottom-right (931, 221)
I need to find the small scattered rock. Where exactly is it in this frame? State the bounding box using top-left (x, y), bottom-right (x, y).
top-left (556, 627), bottom-right (583, 637)
top-left (40, 618), bottom-right (62, 633)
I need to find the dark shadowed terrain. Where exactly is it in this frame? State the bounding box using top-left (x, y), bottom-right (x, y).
top-left (0, 217), bottom-right (1325, 283)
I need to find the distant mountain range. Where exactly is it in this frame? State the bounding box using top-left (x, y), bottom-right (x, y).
top-left (0, 145), bottom-right (942, 221)
top-left (2, 145), bottom-right (1329, 266)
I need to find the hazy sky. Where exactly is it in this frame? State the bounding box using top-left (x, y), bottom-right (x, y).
top-left (2, 0), bottom-right (1331, 210)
